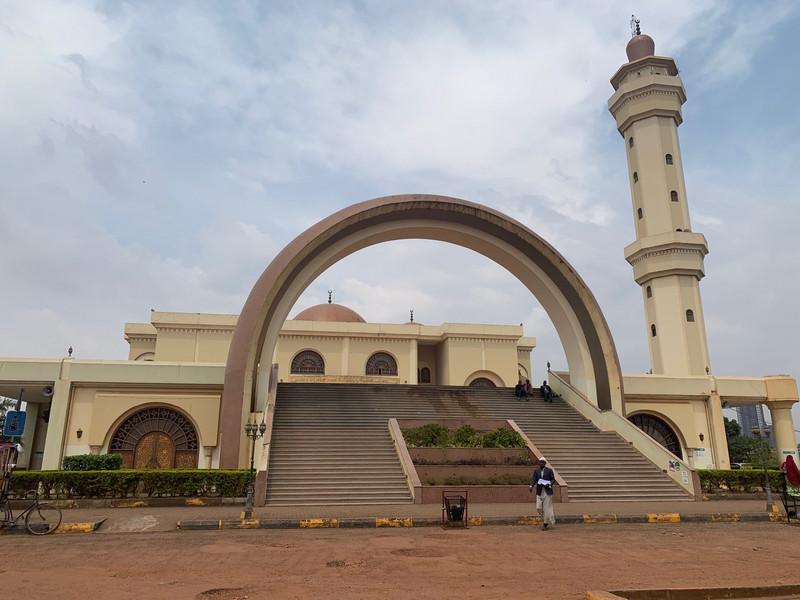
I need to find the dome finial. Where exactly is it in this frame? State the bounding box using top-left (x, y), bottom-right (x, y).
top-left (630, 14), bottom-right (641, 37)
top-left (410, 309), bottom-right (414, 323)
top-left (327, 290), bottom-right (333, 304)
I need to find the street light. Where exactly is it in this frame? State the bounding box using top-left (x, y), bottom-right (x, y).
top-left (750, 424), bottom-right (774, 511)
top-left (243, 418), bottom-right (267, 519)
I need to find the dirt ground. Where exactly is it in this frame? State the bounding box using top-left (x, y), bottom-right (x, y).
top-left (2, 522), bottom-right (799, 600)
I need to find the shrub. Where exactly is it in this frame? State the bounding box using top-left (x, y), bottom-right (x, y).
top-left (452, 425), bottom-right (481, 447)
top-left (403, 424), bottom-right (528, 449)
top-left (697, 469), bottom-right (783, 494)
top-left (62, 453), bottom-right (123, 471)
top-left (8, 469), bottom-right (249, 499)
top-left (480, 428), bottom-right (526, 449)
top-left (403, 424), bottom-right (451, 447)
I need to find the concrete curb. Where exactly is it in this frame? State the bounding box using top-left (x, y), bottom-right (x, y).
top-left (0, 518), bottom-right (106, 535)
top-left (176, 512), bottom-right (787, 531)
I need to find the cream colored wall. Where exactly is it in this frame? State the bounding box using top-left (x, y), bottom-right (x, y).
top-left (196, 331), bottom-right (234, 363)
top-left (439, 338), bottom-right (516, 387)
top-left (58, 386), bottom-right (222, 468)
top-left (155, 329), bottom-right (196, 361)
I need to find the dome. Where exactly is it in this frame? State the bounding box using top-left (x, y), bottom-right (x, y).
top-left (626, 34), bottom-right (655, 62)
top-left (293, 303), bottom-right (366, 323)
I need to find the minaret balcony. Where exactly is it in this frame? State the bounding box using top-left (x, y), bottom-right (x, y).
top-left (624, 231), bottom-right (709, 285)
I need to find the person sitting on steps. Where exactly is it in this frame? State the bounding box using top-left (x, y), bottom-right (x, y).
top-left (540, 380), bottom-right (553, 402)
top-left (514, 381), bottom-right (526, 401)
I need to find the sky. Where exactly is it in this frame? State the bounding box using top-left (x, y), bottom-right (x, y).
top-left (1, 1), bottom-right (799, 436)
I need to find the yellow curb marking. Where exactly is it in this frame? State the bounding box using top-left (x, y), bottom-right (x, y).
top-left (186, 498), bottom-right (207, 506)
top-left (517, 516), bottom-right (542, 525)
top-left (769, 512), bottom-right (787, 522)
top-left (646, 513), bottom-right (680, 523)
top-left (375, 517), bottom-right (413, 527)
top-left (710, 513), bottom-right (740, 522)
top-left (467, 516), bottom-right (483, 526)
top-left (111, 500), bottom-right (148, 508)
top-left (300, 518), bottom-right (339, 528)
top-left (52, 523), bottom-right (96, 534)
top-left (583, 514), bottom-right (618, 524)
top-left (232, 519), bottom-right (260, 529)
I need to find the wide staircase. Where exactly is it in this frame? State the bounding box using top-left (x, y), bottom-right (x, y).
top-left (265, 383), bottom-right (693, 505)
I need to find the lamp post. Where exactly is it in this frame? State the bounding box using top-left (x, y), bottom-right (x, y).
top-left (243, 418), bottom-right (267, 519)
top-left (750, 424), bottom-right (774, 511)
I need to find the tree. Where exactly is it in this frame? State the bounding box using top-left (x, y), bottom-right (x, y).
top-left (724, 416), bottom-right (756, 464)
top-left (724, 416), bottom-right (742, 439)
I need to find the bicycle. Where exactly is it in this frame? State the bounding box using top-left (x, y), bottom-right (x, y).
top-left (0, 490), bottom-right (62, 535)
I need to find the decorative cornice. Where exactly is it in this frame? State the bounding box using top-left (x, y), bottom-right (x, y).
top-left (628, 246), bottom-right (705, 266)
top-left (610, 87), bottom-right (683, 118)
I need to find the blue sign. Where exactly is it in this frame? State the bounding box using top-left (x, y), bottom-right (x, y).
top-left (3, 411), bottom-right (26, 437)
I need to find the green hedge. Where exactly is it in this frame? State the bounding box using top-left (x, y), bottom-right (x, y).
top-left (697, 469), bottom-right (784, 494)
top-left (8, 469), bottom-right (249, 499)
top-left (403, 424), bottom-right (527, 448)
top-left (62, 453), bottom-right (123, 471)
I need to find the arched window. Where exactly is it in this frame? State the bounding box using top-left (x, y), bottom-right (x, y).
top-left (670, 190), bottom-right (678, 202)
top-left (676, 228), bottom-right (683, 232)
top-left (469, 377), bottom-right (496, 388)
top-left (651, 324), bottom-right (657, 337)
top-left (110, 407), bottom-right (199, 469)
top-left (290, 350), bottom-right (325, 374)
top-left (686, 309), bottom-right (695, 322)
top-left (665, 154), bottom-right (673, 165)
top-left (633, 172), bottom-right (638, 183)
top-left (628, 413), bottom-right (682, 458)
top-left (628, 137), bottom-right (634, 148)
top-left (637, 208), bottom-right (643, 220)
top-left (420, 367), bottom-right (431, 383)
top-left (646, 285), bottom-right (652, 298)
top-left (366, 352), bottom-right (398, 376)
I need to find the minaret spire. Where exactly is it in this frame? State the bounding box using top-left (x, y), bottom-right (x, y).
top-left (327, 290), bottom-right (332, 304)
top-left (630, 14), bottom-right (641, 37)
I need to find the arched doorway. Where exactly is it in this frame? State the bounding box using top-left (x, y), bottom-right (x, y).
top-left (220, 194), bottom-right (624, 468)
top-left (110, 407), bottom-right (200, 469)
top-left (469, 377), bottom-right (496, 388)
top-left (628, 413), bottom-right (683, 459)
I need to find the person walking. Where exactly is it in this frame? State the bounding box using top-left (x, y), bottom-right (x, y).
top-left (530, 457), bottom-right (556, 530)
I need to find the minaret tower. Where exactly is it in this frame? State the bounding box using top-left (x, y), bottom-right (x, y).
top-left (608, 18), bottom-right (711, 376)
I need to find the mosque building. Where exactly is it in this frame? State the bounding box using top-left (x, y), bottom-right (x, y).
top-left (1, 27), bottom-right (797, 504)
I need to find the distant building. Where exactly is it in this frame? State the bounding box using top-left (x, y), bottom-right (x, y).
top-left (736, 405), bottom-right (775, 448)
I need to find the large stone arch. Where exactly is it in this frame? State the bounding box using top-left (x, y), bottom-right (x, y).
top-left (220, 194), bottom-right (624, 467)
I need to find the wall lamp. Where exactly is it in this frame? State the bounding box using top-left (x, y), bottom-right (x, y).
top-left (76, 428), bottom-right (83, 439)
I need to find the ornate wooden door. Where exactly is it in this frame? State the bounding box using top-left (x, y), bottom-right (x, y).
top-left (133, 431), bottom-right (176, 469)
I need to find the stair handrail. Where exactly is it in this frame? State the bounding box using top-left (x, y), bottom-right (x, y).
top-left (388, 418), bottom-right (422, 503)
top-left (548, 371), bottom-right (701, 500)
top-left (255, 363), bottom-right (280, 506)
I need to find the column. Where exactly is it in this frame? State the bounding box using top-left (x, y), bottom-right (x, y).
top-left (767, 401), bottom-right (799, 465)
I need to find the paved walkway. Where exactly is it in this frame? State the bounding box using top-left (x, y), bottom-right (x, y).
top-left (41, 498), bottom-right (790, 534)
